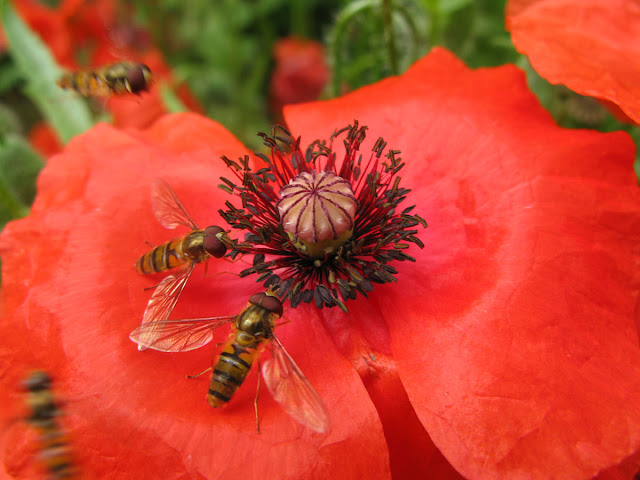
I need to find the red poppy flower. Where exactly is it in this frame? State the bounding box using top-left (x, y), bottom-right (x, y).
top-left (506, 0), bottom-right (640, 124)
top-left (2, 47), bottom-right (640, 479)
top-left (27, 121), bottom-right (63, 158)
top-left (269, 36), bottom-right (330, 123)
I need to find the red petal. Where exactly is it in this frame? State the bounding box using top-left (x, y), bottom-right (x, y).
top-left (269, 36), bottom-right (330, 122)
top-left (28, 122), bottom-right (62, 158)
top-left (285, 48), bottom-right (640, 479)
top-left (0, 114), bottom-right (390, 479)
top-left (506, 0), bottom-right (640, 124)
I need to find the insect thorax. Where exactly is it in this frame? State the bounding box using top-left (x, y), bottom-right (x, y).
top-left (235, 305), bottom-right (274, 340)
top-left (181, 230), bottom-right (209, 262)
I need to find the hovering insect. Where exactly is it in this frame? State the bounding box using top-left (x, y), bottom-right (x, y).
top-left (130, 292), bottom-right (330, 433)
top-left (23, 371), bottom-right (77, 479)
top-left (134, 179), bottom-right (228, 350)
top-left (56, 61), bottom-right (153, 98)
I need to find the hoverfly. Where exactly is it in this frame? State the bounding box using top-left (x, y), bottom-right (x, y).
top-left (129, 292), bottom-right (330, 433)
top-left (135, 179), bottom-right (228, 350)
top-left (23, 371), bottom-right (77, 479)
top-left (57, 61), bottom-right (153, 98)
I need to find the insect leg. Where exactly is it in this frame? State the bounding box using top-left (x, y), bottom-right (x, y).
top-left (186, 367), bottom-right (212, 379)
top-left (275, 318), bottom-right (291, 328)
top-left (186, 340), bottom-right (224, 378)
top-left (255, 360), bottom-right (262, 434)
top-left (202, 260), bottom-right (241, 279)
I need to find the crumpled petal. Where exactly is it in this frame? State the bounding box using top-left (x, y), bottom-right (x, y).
top-left (0, 113), bottom-right (389, 479)
top-left (286, 47), bottom-right (640, 479)
top-left (506, 0), bottom-right (640, 124)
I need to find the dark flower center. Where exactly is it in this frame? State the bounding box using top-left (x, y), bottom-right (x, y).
top-left (218, 122), bottom-right (426, 311)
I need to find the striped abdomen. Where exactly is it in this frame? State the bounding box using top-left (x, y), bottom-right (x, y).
top-left (57, 71), bottom-right (112, 97)
top-left (35, 424), bottom-right (77, 479)
top-left (207, 330), bottom-right (264, 407)
top-left (24, 371), bottom-right (77, 479)
top-left (135, 238), bottom-right (188, 274)
top-left (135, 231), bottom-right (207, 274)
top-left (207, 298), bottom-right (279, 407)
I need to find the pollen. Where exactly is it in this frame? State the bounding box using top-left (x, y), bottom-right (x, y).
top-left (277, 171), bottom-right (357, 258)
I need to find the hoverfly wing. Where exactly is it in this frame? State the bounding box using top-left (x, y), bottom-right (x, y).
top-left (262, 333), bottom-right (330, 433)
top-left (130, 316), bottom-right (233, 352)
top-left (151, 178), bottom-right (199, 229)
top-left (137, 263), bottom-right (195, 351)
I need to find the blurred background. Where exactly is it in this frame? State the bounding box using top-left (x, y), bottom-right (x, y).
top-left (0, 0), bottom-right (637, 229)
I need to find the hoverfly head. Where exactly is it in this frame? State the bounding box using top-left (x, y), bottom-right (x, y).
top-left (248, 292), bottom-right (284, 318)
top-left (203, 226), bottom-right (227, 258)
top-left (126, 63), bottom-right (153, 94)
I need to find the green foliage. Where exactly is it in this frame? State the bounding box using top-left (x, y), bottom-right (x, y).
top-left (159, 83), bottom-right (189, 113)
top-left (0, 56), bottom-right (22, 94)
top-left (328, 0), bottom-right (520, 94)
top-left (0, 133), bottom-right (43, 227)
top-left (0, 0), bottom-right (94, 143)
top-left (131, 0), bottom-right (341, 149)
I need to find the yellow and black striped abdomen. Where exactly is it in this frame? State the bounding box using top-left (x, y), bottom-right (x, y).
top-left (135, 238), bottom-right (187, 274)
top-left (57, 71), bottom-right (112, 97)
top-left (207, 332), bottom-right (262, 408)
top-left (37, 424), bottom-right (77, 479)
top-left (23, 371), bottom-right (77, 479)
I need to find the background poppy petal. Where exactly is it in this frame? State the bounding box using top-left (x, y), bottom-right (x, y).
top-left (285, 48), bottom-right (640, 479)
top-left (506, 0), bottom-right (640, 124)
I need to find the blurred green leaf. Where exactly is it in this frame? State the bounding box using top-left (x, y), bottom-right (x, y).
top-left (0, 101), bottom-right (23, 135)
top-left (159, 83), bottom-right (188, 113)
top-left (0, 133), bottom-right (43, 226)
top-left (0, 0), bottom-right (94, 143)
top-left (0, 57), bottom-right (23, 94)
top-left (439, 0), bottom-right (474, 13)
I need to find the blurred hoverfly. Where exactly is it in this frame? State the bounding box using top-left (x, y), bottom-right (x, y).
top-left (57, 61), bottom-right (153, 98)
top-left (23, 371), bottom-right (77, 479)
top-left (130, 292), bottom-right (330, 433)
top-left (135, 179), bottom-right (228, 350)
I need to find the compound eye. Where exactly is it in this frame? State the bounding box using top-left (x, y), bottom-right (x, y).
top-left (203, 226), bottom-right (226, 258)
top-left (248, 292), bottom-right (284, 317)
top-left (126, 65), bottom-right (148, 93)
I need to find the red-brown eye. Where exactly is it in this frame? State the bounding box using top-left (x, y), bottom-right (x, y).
top-left (203, 226), bottom-right (227, 258)
top-left (126, 64), bottom-right (150, 93)
top-left (249, 292), bottom-right (284, 317)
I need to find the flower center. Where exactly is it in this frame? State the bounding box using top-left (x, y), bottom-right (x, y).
top-left (218, 122), bottom-right (427, 311)
top-left (277, 171), bottom-right (357, 258)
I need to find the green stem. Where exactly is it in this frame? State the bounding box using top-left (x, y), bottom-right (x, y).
top-left (423, 0), bottom-right (441, 48)
top-left (328, 0), bottom-right (376, 97)
top-left (393, 2), bottom-right (424, 61)
top-left (291, 0), bottom-right (310, 37)
top-left (382, 0), bottom-right (399, 75)
top-left (159, 83), bottom-right (188, 113)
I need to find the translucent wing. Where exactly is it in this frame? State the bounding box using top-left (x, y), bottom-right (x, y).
top-left (130, 316), bottom-right (233, 352)
top-left (262, 333), bottom-right (330, 433)
top-left (151, 178), bottom-right (198, 229)
top-left (137, 263), bottom-right (194, 351)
